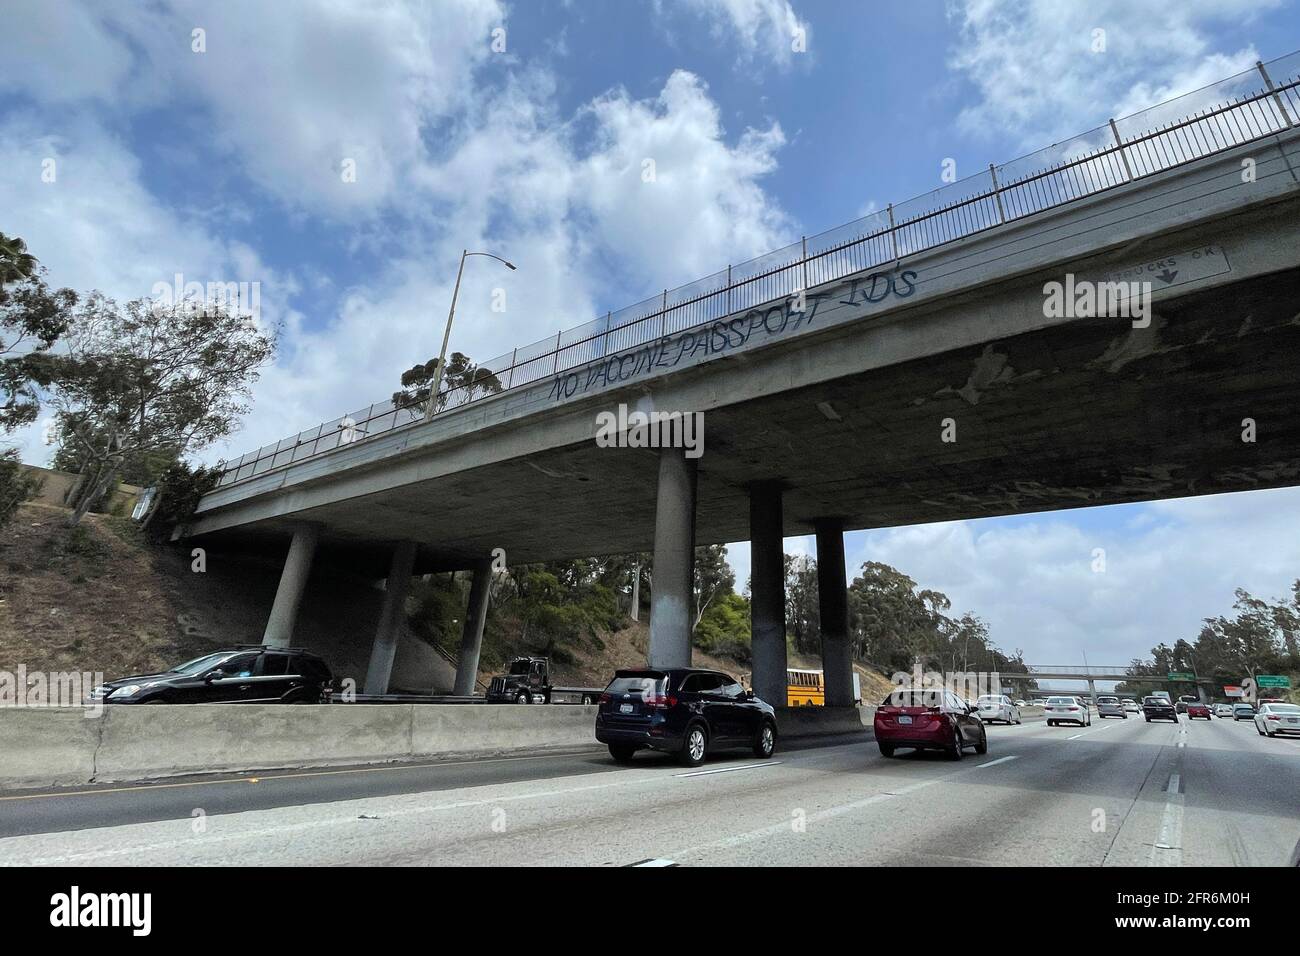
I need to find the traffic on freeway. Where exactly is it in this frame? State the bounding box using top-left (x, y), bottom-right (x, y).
top-left (2, 690), bottom-right (1296, 868)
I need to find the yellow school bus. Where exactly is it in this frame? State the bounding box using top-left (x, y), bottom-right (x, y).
top-left (787, 668), bottom-right (825, 706)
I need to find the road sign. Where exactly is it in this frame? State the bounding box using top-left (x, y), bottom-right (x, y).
top-left (1223, 685), bottom-right (1244, 698)
top-left (1167, 672), bottom-right (1195, 681)
top-left (1256, 675), bottom-right (1292, 689)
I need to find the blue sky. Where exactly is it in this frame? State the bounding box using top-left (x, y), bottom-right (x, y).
top-left (3, 0), bottom-right (1300, 669)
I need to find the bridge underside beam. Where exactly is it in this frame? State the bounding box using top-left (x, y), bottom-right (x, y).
top-left (192, 263), bottom-right (1300, 576)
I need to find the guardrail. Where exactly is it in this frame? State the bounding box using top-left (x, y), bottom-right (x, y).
top-left (215, 52), bottom-right (1300, 488)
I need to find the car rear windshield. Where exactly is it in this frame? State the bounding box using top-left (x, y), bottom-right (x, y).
top-left (1047, 697), bottom-right (1075, 704)
top-left (880, 689), bottom-right (946, 707)
top-left (1267, 704), bottom-right (1300, 713)
top-left (605, 673), bottom-right (667, 695)
top-left (1098, 697), bottom-right (1119, 703)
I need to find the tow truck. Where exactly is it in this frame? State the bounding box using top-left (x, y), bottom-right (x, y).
top-left (484, 656), bottom-right (604, 704)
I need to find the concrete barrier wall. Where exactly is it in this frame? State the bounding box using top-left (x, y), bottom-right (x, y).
top-left (0, 704), bottom-right (600, 790)
top-left (0, 708), bottom-right (103, 788)
top-left (2, 701), bottom-right (892, 790)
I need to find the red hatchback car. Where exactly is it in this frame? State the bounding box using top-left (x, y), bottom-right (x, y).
top-left (1185, 701), bottom-right (1212, 719)
top-left (874, 688), bottom-right (988, 759)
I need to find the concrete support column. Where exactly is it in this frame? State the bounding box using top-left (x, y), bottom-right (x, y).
top-left (749, 482), bottom-right (787, 707)
top-left (262, 523), bottom-right (320, 648)
top-left (453, 558), bottom-right (493, 696)
top-left (815, 518), bottom-right (854, 707)
top-left (1087, 678), bottom-right (1098, 709)
top-left (648, 448), bottom-right (697, 669)
top-left (363, 540), bottom-right (418, 695)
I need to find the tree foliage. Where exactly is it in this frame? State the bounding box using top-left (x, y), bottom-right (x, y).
top-left (0, 447), bottom-right (39, 529)
top-left (1, 258), bottom-right (76, 432)
top-left (1119, 586), bottom-right (1300, 699)
top-left (392, 352), bottom-right (502, 416)
top-left (41, 294), bottom-right (274, 525)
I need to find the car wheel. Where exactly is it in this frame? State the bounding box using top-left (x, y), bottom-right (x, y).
top-left (1048, 720), bottom-right (1055, 727)
top-left (1145, 716), bottom-right (1151, 722)
top-left (1257, 725), bottom-right (1264, 736)
top-left (947, 725), bottom-right (964, 761)
top-left (975, 727), bottom-right (988, 755)
top-left (608, 744), bottom-right (637, 762)
top-left (581, 694), bottom-right (593, 705)
top-left (878, 742), bottom-right (895, 758)
top-left (679, 724), bottom-right (708, 767)
top-left (515, 691), bottom-right (529, 704)
top-left (753, 721), bottom-right (776, 759)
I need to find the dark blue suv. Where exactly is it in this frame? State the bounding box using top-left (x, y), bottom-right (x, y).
top-left (595, 668), bottom-right (777, 766)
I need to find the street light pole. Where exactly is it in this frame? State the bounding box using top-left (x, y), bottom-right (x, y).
top-left (423, 249), bottom-right (516, 422)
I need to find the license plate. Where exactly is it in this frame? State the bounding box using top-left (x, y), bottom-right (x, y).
top-left (1287, 718), bottom-right (1299, 724)
top-left (620, 703), bottom-right (633, 714)
top-left (897, 715), bottom-right (912, 724)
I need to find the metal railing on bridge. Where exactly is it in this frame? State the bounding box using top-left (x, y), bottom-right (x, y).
top-left (215, 52), bottom-right (1300, 488)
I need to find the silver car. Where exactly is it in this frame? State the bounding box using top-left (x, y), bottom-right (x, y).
top-left (1213, 703), bottom-right (1234, 717)
top-left (1096, 695), bottom-right (1127, 719)
top-left (1254, 702), bottom-right (1300, 737)
top-left (976, 694), bottom-right (1021, 725)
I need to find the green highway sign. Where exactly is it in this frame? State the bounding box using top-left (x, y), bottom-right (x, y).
top-left (1256, 675), bottom-right (1292, 689)
top-left (1167, 672), bottom-right (1195, 681)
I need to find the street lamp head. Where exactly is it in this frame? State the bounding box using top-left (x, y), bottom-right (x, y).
top-left (504, 261), bottom-right (517, 270)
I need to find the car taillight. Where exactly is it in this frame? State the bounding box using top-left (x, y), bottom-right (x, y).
top-left (643, 693), bottom-right (678, 710)
top-left (1267, 715), bottom-right (1281, 720)
top-left (1067, 706), bottom-right (1079, 711)
top-left (599, 693), bottom-right (611, 704)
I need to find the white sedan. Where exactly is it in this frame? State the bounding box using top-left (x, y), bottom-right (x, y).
top-left (1254, 702), bottom-right (1300, 737)
top-left (1045, 695), bottom-right (1091, 727)
top-left (976, 694), bottom-right (1021, 724)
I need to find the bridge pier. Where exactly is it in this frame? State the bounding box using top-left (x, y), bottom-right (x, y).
top-left (749, 481), bottom-right (787, 708)
top-left (648, 448), bottom-right (697, 669)
top-left (261, 523), bottom-right (319, 647)
top-left (453, 557), bottom-right (493, 696)
top-left (815, 518), bottom-right (855, 707)
top-left (363, 540), bottom-right (418, 695)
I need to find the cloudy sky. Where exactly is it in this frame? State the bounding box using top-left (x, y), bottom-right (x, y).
top-left (3, 0), bottom-right (1299, 668)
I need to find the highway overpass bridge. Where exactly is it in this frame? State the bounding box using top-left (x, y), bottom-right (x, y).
top-left (181, 56), bottom-right (1300, 708)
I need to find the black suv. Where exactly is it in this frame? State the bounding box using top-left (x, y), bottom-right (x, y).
top-left (595, 668), bottom-right (777, 767)
top-left (88, 648), bottom-right (333, 704)
top-left (1142, 695), bottom-right (1178, 722)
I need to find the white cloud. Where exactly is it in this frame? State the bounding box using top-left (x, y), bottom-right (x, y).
top-left (2, 0), bottom-right (507, 215)
top-left (947, 0), bottom-right (1281, 147)
top-left (675, 0), bottom-right (808, 66)
top-left (843, 487), bottom-right (1300, 669)
top-left (1, 2), bottom-right (796, 467)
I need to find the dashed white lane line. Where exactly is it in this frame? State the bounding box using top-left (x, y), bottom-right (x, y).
top-left (974, 756), bottom-right (1020, 769)
top-left (674, 761), bottom-right (783, 778)
top-left (628, 858), bottom-right (678, 867)
top-left (1067, 723), bottom-right (1119, 740)
top-left (1151, 772), bottom-right (1185, 866)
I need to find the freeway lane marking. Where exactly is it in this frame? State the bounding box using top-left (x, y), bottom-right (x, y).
top-left (5, 771), bottom-right (683, 866)
top-left (627, 858), bottom-right (678, 867)
top-left (1066, 723), bottom-right (1118, 740)
top-left (974, 756), bottom-right (1019, 768)
top-left (675, 761), bottom-right (783, 778)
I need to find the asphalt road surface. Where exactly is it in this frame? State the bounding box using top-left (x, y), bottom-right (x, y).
top-left (2, 712), bottom-right (1296, 866)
